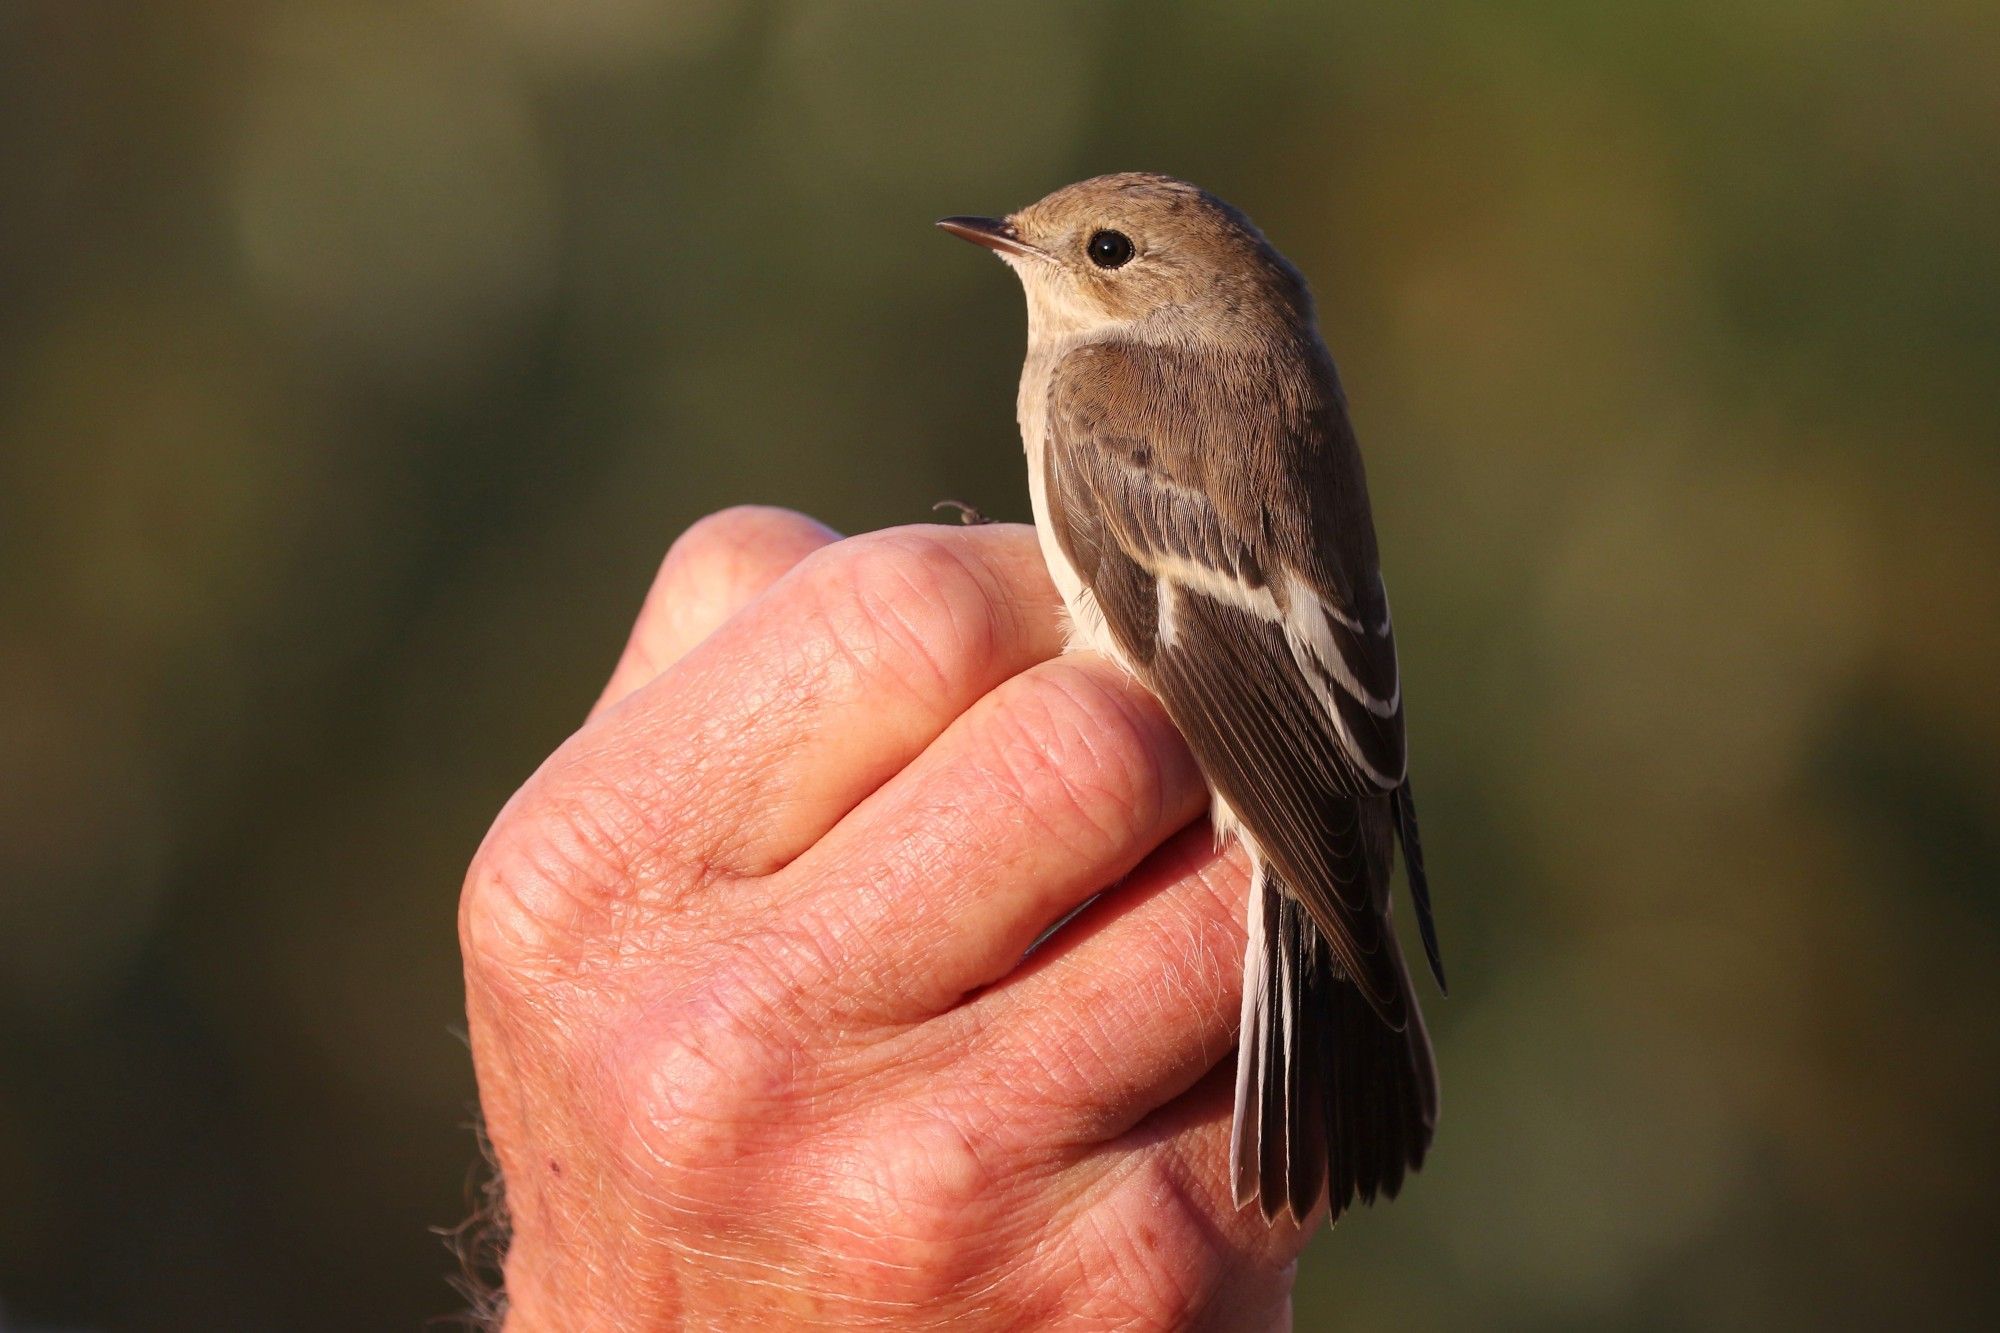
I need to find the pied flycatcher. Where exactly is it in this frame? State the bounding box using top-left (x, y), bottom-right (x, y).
top-left (939, 173), bottom-right (1444, 1225)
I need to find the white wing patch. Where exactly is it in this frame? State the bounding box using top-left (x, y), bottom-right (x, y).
top-left (1156, 577), bottom-right (1181, 649)
top-left (1280, 571), bottom-right (1400, 718)
top-left (1031, 410), bottom-right (1404, 791)
top-left (1150, 552), bottom-right (1283, 620)
top-left (1143, 551), bottom-right (1405, 790)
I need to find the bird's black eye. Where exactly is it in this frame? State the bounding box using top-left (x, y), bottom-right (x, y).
top-left (1086, 229), bottom-right (1134, 269)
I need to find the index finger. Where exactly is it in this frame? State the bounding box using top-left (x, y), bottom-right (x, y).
top-left (592, 506), bottom-right (841, 720)
top-left (530, 523), bottom-right (1068, 913)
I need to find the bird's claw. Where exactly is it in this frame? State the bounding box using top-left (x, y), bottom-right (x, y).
top-left (932, 500), bottom-right (995, 526)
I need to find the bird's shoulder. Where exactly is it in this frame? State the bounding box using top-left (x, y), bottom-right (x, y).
top-left (1046, 336), bottom-right (1328, 447)
top-left (1045, 334), bottom-right (1378, 608)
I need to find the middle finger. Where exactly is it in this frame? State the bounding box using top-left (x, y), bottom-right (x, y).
top-left (776, 652), bottom-right (1210, 1019)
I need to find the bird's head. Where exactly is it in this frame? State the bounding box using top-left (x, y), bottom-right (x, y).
top-left (939, 173), bottom-right (1313, 343)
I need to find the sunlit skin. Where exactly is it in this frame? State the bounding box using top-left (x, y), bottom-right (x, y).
top-left (461, 508), bottom-right (1318, 1329)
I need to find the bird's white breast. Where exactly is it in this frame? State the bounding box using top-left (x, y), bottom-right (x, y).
top-left (1018, 339), bottom-right (1120, 663)
top-left (1017, 336), bottom-right (1259, 863)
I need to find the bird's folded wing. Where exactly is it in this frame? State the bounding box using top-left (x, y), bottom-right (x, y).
top-left (1042, 341), bottom-right (1412, 1021)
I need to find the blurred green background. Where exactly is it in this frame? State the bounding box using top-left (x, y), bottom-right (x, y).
top-left (3, 1), bottom-right (1997, 1328)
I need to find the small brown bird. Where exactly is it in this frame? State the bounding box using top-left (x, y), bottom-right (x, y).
top-left (939, 173), bottom-right (1443, 1225)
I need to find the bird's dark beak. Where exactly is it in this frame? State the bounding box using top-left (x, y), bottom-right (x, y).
top-left (936, 216), bottom-right (1042, 261)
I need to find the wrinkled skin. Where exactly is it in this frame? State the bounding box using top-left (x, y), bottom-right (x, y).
top-left (460, 507), bottom-right (1318, 1330)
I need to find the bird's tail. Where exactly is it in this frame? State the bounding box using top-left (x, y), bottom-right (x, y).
top-left (1229, 866), bottom-right (1439, 1224)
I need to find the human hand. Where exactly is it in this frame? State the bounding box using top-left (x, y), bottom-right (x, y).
top-left (460, 507), bottom-right (1313, 1329)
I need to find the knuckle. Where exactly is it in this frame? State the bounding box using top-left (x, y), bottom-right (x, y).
top-left (607, 937), bottom-right (810, 1185)
top-left (459, 791), bottom-right (604, 985)
top-left (814, 1102), bottom-right (1010, 1306)
top-left (459, 767), bottom-right (691, 987)
top-left (559, 742), bottom-right (712, 891)
top-left (1067, 1154), bottom-right (1233, 1327)
top-left (805, 528), bottom-right (1006, 703)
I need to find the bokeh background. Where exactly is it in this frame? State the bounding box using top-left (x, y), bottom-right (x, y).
top-left (3, 2), bottom-right (1997, 1328)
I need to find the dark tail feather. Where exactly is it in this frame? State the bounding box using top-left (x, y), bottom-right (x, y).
top-left (1232, 869), bottom-right (1439, 1224)
top-left (1393, 780), bottom-right (1448, 994)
